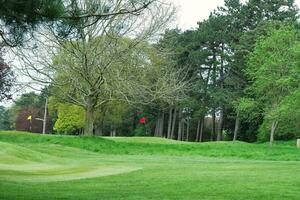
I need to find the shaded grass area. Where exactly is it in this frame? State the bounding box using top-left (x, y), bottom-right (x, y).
top-left (0, 131), bottom-right (300, 200)
top-left (0, 131), bottom-right (299, 161)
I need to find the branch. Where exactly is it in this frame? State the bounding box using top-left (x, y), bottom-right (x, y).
top-left (63, 1), bottom-right (156, 20)
top-left (0, 29), bottom-right (17, 47)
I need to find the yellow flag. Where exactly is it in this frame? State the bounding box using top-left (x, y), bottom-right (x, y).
top-left (27, 115), bottom-right (32, 120)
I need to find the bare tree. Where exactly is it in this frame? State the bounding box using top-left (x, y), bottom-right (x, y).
top-left (14, 0), bottom-right (177, 135)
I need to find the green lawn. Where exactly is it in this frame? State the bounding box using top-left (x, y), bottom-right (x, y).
top-left (0, 131), bottom-right (300, 200)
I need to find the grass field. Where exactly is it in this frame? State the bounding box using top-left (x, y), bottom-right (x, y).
top-left (0, 131), bottom-right (300, 200)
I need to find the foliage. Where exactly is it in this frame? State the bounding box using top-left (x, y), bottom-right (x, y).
top-left (246, 26), bottom-right (300, 140)
top-left (53, 103), bottom-right (85, 135)
top-left (0, 0), bottom-right (64, 46)
top-left (15, 106), bottom-right (41, 132)
top-left (1, 0), bottom-right (159, 47)
top-left (0, 106), bottom-right (11, 130)
top-left (14, 92), bottom-right (40, 108)
top-left (234, 98), bottom-right (261, 122)
top-left (6, 91), bottom-right (51, 132)
top-left (8, 92), bottom-right (40, 129)
top-left (15, 0), bottom-right (175, 136)
top-left (3, 0), bottom-right (300, 143)
top-left (258, 89), bottom-right (300, 140)
top-left (132, 124), bottom-right (147, 136)
top-left (0, 50), bottom-right (14, 101)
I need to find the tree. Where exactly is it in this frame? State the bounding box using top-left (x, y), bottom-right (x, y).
top-left (0, 0), bottom-right (64, 47)
top-left (14, 92), bottom-right (40, 108)
top-left (246, 26), bottom-right (300, 145)
top-left (15, 106), bottom-right (39, 132)
top-left (0, 49), bottom-right (14, 101)
top-left (232, 98), bottom-right (262, 141)
top-left (8, 91), bottom-right (51, 133)
top-left (269, 90), bottom-right (300, 139)
top-left (53, 103), bottom-right (85, 135)
top-left (243, 0), bottom-right (298, 30)
top-left (0, 106), bottom-right (11, 130)
top-left (0, 0), bottom-right (158, 47)
top-left (142, 29), bottom-right (193, 140)
top-left (15, 0), bottom-right (175, 136)
top-left (175, 14), bottom-right (232, 141)
top-left (215, 0), bottom-right (299, 141)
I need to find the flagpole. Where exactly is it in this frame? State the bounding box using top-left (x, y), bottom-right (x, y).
top-left (139, 117), bottom-right (147, 135)
top-left (27, 115), bottom-right (32, 132)
top-left (42, 98), bottom-right (48, 134)
top-left (29, 118), bottom-right (32, 132)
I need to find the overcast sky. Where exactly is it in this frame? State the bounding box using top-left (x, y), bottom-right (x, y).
top-left (171, 0), bottom-right (224, 30)
top-left (172, 0), bottom-right (300, 30)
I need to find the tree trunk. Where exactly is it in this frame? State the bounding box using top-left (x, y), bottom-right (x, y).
top-left (167, 107), bottom-right (173, 139)
top-left (211, 47), bottom-right (217, 141)
top-left (233, 113), bottom-right (240, 141)
top-left (177, 120), bottom-right (182, 141)
top-left (42, 97), bottom-right (48, 134)
top-left (110, 125), bottom-right (116, 137)
top-left (217, 43), bottom-right (225, 141)
top-left (113, 126), bottom-right (116, 137)
top-left (99, 127), bottom-right (103, 136)
top-left (94, 125), bottom-right (102, 136)
top-left (186, 119), bottom-right (190, 142)
top-left (196, 119), bottom-right (201, 142)
top-left (84, 104), bottom-right (94, 136)
top-left (182, 120), bottom-right (185, 141)
top-left (155, 113), bottom-right (164, 137)
top-left (217, 108), bottom-right (224, 141)
top-left (177, 108), bottom-right (182, 141)
top-left (131, 111), bottom-right (138, 133)
top-left (270, 121), bottom-right (278, 147)
top-left (160, 113), bottom-right (165, 137)
top-left (171, 106), bottom-right (177, 139)
top-left (97, 111), bottom-right (105, 136)
top-left (211, 109), bottom-right (216, 141)
top-left (177, 108), bottom-right (182, 140)
top-left (200, 117), bottom-right (204, 142)
top-left (155, 118), bottom-right (159, 137)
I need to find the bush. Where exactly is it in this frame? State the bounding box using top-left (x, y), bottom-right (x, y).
top-left (133, 124), bottom-right (147, 136)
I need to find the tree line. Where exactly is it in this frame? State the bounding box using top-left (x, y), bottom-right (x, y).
top-left (1, 0), bottom-right (300, 145)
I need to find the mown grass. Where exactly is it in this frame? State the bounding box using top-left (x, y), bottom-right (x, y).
top-left (0, 131), bottom-right (300, 200)
top-left (0, 131), bottom-right (299, 161)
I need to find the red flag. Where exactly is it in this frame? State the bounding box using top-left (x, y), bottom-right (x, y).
top-left (139, 117), bottom-right (146, 124)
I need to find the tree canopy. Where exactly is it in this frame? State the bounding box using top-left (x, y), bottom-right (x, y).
top-left (2, 0), bottom-right (300, 146)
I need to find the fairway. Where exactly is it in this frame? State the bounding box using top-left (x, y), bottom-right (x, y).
top-left (2, 0), bottom-right (300, 199)
top-left (0, 132), bottom-right (299, 200)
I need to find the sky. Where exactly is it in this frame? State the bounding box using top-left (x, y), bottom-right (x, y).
top-left (171, 0), bottom-right (225, 30)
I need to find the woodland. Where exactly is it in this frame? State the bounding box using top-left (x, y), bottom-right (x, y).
top-left (1, 0), bottom-right (300, 145)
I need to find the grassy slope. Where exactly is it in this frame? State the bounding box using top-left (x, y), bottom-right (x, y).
top-left (0, 131), bottom-right (299, 161)
top-left (0, 131), bottom-right (300, 200)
